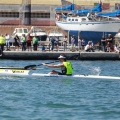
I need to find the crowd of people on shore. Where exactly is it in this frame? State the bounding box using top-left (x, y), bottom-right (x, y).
top-left (0, 33), bottom-right (41, 52)
top-left (99, 34), bottom-right (120, 56)
top-left (70, 34), bottom-right (120, 54)
top-left (0, 33), bottom-right (119, 54)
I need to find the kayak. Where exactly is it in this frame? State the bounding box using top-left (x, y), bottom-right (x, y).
top-left (0, 69), bottom-right (120, 80)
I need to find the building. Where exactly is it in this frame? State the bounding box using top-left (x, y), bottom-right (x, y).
top-left (0, 0), bottom-right (119, 26)
top-left (0, 0), bottom-right (61, 26)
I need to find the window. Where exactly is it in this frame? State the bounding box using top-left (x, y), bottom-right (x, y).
top-left (75, 19), bottom-right (78, 21)
top-left (0, 12), bottom-right (19, 18)
top-left (31, 13), bottom-right (50, 18)
top-left (0, 12), bottom-right (50, 18)
top-left (17, 29), bottom-right (23, 33)
top-left (25, 13), bottom-right (31, 18)
top-left (24, 29), bottom-right (28, 33)
top-left (82, 18), bottom-right (86, 21)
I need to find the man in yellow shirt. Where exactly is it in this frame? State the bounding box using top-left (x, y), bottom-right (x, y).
top-left (43, 54), bottom-right (73, 75)
top-left (0, 35), bottom-right (5, 51)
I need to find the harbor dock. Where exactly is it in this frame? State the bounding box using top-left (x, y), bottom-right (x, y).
top-left (0, 51), bottom-right (119, 60)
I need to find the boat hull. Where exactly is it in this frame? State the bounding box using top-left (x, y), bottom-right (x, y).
top-left (56, 21), bottom-right (120, 44)
top-left (0, 69), bottom-right (120, 80)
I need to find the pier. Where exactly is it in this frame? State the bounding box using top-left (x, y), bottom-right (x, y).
top-left (0, 51), bottom-right (119, 60)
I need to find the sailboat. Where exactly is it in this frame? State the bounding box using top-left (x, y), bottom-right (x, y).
top-left (55, 0), bottom-right (120, 44)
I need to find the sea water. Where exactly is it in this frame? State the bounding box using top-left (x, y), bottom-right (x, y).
top-left (0, 60), bottom-right (120, 120)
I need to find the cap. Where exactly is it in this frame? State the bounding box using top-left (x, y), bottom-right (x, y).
top-left (88, 41), bottom-right (91, 44)
top-left (58, 55), bottom-right (66, 59)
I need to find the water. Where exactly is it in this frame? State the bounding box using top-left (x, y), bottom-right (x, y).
top-left (0, 60), bottom-right (120, 120)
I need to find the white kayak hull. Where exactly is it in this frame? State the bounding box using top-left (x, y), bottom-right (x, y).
top-left (30, 73), bottom-right (120, 80)
top-left (0, 69), bottom-right (119, 80)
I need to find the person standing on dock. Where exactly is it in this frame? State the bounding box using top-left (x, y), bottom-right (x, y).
top-left (5, 33), bottom-right (10, 51)
top-left (71, 35), bottom-right (75, 51)
top-left (63, 35), bottom-right (67, 51)
top-left (81, 38), bottom-right (85, 50)
top-left (26, 34), bottom-right (32, 51)
top-left (42, 54), bottom-right (73, 75)
top-left (101, 36), bottom-right (106, 52)
top-left (0, 35), bottom-right (5, 52)
top-left (21, 34), bottom-right (26, 51)
top-left (50, 37), bottom-right (55, 51)
top-left (32, 35), bottom-right (38, 51)
top-left (55, 37), bottom-right (59, 52)
top-left (14, 35), bottom-right (20, 51)
top-left (106, 34), bottom-right (114, 52)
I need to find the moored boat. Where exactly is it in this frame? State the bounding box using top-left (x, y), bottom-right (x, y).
top-left (56, 15), bottom-right (120, 44)
top-left (55, 2), bottom-right (120, 44)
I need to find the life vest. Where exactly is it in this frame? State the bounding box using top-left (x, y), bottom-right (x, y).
top-left (63, 61), bottom-right (73, 75)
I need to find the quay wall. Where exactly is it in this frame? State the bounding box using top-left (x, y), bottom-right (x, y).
top-left (0, 51), bottom-right (119, 60)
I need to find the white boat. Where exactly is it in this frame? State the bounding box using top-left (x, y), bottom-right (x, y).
top-left (56, 15), bottom-right (120, 44)
top-left (0, 69), bottom-right (120, 80)
top-left (55, 2), bottom-right (120, 44)
top-left (30, 27), bottom-right (47, 41)
top-left (10, 26), bottom-right (47, 43)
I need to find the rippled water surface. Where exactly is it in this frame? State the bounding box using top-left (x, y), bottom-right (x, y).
top-left (0, 60), bottom-right (120, 120)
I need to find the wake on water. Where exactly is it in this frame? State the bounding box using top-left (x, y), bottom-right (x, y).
top-left (89, 67), bottom-right (101, 75)
top-left (79, 62), bottom-right (101, 76)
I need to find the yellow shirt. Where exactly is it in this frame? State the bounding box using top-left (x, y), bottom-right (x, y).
top-left (0, 36), bottom-right (5, 44)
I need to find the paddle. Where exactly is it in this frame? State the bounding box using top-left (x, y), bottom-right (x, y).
top-left (24, 53), bottom-right (80, 70)
top-left (24, 60), bottom-right (59, 70)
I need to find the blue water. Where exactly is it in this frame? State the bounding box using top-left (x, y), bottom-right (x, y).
top-left (0, 60), bottom-right (120, 120)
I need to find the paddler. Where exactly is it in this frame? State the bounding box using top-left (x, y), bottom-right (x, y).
top-left (42, 54), bottom-right (73, 75)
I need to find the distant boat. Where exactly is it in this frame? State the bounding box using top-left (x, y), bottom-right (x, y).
top-left (11, 27), bottom-right (47, 43)
top-left (30, 27), bottom-right (47, 41)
